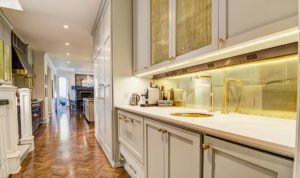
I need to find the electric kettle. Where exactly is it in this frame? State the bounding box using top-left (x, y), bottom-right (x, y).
top-left (129, 93), bottom-right (140, 106)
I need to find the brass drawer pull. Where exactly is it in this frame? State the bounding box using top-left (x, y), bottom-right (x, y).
top-left (169, 56), bottom-right (175, 61)
top-left (218, 38), bottom-right (225, 44)
top-left (158, 128), bottom-right (168, 133)
top-left (119, 116), bottom-right (134, 124)
top-left (202, 143), bottom-right (210, 150)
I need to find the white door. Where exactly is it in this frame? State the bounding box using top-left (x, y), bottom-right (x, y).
top-left (133, 0), bottom-right (150, 73)
top-left (104, 36), bottom-right (112, 157)
top-left (144, 119), bottom-right (167, 178)
top-left (93, 59), bottom-right (99, 136)
top-left (97, 48), bottom-right (106, 144)
top-left (102, 1), bottom-right (113, 158)
top-left (203, 136), bottom-right (293, 178)
top-left (166, 124), bottom-right (201, 178)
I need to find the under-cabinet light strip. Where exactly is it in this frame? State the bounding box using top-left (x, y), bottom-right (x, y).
top-left (136, 27), bottom-right (299, 77)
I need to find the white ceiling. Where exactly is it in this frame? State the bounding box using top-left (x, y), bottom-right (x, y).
top-left (2, 0), bottom-right (101, 72)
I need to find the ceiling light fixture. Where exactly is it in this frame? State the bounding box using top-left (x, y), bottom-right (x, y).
top-left (66, 53), bottom-right (70, 56)
top-left (66, 61), bottom-right (71, 64)
top-left (0, 0), bottom-right (23, 11)
top-left (63, 25), bottom-right (69, 29)
top-left (65, 42), bottom-right (70, 46)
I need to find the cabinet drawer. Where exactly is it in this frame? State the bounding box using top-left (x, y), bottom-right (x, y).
top-left (118, 111), bottom-right (144, 163)
top-left (203, 136), bottom-right (293, 178)
top-left (120, 144), bottom-right (144, 178)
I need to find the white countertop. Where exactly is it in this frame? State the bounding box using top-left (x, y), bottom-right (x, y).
top-left (117, 105), bottom-right (296, 158)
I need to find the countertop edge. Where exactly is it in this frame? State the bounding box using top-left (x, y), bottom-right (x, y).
top-left (116, 106), bottom-right (294, 159)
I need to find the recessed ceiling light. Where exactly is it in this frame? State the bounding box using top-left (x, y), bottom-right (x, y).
top-left (66, 53), bottom-right (70, 56)
top-left (63, 25), bottom-right (69, 29)
top-left (66, 61), bottom-right (71, 64)
top-left (65, 42), bottom-right (70, 46)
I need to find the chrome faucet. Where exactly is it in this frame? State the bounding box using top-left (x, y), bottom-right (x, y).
top-left (223, 78), bottom-right (242, 114)
top-left (193, 75), bottom-right (214, 112)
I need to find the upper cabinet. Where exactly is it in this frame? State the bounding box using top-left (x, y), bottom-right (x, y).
top-left (133, 0), bottom-right (298, 75)
top-left (133, 0), bottom-right (218, 74)
top-left (175, 0), bottom-right (218, 60)
top-left (133, 0), bottom-right (151, 72)
top-left (151, 0), bottom-right (170, 65)
top-left (218, 0), bottom-right (298, 48)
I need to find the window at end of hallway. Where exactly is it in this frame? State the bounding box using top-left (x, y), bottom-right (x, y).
top-left (58, 77), bottom-right (68, 98)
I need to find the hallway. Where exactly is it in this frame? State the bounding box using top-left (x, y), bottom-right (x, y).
top-left (12, 110), bottom-right (129, 178)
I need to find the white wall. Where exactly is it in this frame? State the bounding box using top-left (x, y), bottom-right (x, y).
top-left (32, 51), bottom-right (57, 122)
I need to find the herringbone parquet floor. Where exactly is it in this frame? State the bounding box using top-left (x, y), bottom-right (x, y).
top-left (12, 110), bottom-right (130, 178)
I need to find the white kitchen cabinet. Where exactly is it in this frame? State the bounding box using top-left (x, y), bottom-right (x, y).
top-left (173, 0), bottom-right (219, 62)
top-left (93, 58), bottom-right (99, 136)
top-left (118, 111), bottom-right (144, 163)
top-left (93, 0), bottom-right (147, 167)
top-left (133, 0), bottom-right (298, 75)
top-left (120, 144), bottom-right (145, 178)
top-left (133, 0), bottom-right (218, 74)
top-left (144, 118), bottom-right (201, 178)
top-left (103, 35), bottom-right (113, 157)
top-left (218, 0), bottom-right (298, 48)
top-left (133, 0), bottom-right (150, 73)
top-left (203, 136), bottom-right (293, 178)
top-left (83, 98), bottom-right (94, 122)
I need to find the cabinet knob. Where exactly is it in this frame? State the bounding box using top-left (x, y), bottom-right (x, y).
top-left (218, 38), bottom-right (225, 44)
top-left (202, 143), bottom-right (210, 150)
top-left (169, 56), bottom-right (175, 61)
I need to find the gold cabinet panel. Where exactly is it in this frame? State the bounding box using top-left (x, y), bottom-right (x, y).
top-left (176, 0), bottom-right (212, 56)
top-left (0, 40), bottom-right (3, 80)
top-left (151, 0), bottom-right (169, 65)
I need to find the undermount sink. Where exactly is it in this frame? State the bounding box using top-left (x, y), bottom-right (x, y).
top-left (170, 113), bottom-right (213, 118)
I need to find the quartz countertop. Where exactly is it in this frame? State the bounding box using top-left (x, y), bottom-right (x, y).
top-left (117, 105), bottom-right (296, 158)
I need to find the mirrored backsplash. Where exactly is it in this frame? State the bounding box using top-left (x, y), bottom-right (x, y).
top-left (153, 54), bottom-right (298, 119)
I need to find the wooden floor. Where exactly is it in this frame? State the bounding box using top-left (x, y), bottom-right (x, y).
top-left (12, 110), bottom-right (130, 178)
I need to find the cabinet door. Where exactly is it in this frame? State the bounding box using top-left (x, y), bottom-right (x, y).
top-left (203, 136), bottom-right (293, 178)
top-left (97, 50), bottom-right (106, 144)
top-left (104, 36), bottom-right (113, 157)
top-left (118, 111), bottom-right (144, 163)
top-left (219, 0), bottom-right (298, 48)
top-left (0, 40), bottom-right (4, 81)
top-left (144, 119), bottom-right (167, 178)
top-left (133, 0), bottom-right (150, 73)
top-left (151, 0), bottom-right (170, 65)
top-left (103, 1), bottom-right (111, 43)
top-left (93, 59), bottom-right (99, 134)
top-left (175, 0), bottom-right (218, 60)
top-left (166, 123), bottom-right (201, 178)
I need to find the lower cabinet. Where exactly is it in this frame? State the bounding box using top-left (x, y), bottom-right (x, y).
top-left (118, 109), bottom-right (294, 178)
top-left (203, 136), bottom-right (293, 178)
top-left (144, 118), bottom-right (201, 178)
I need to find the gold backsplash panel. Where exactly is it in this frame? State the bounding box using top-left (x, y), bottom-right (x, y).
top-left (153, 54), bottom-right (298, 119)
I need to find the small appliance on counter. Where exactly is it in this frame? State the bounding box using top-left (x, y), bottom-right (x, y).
top-left (140, 83), bottom-right (160, 107)
top-left (129, 93), bottom-right (140, 106)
